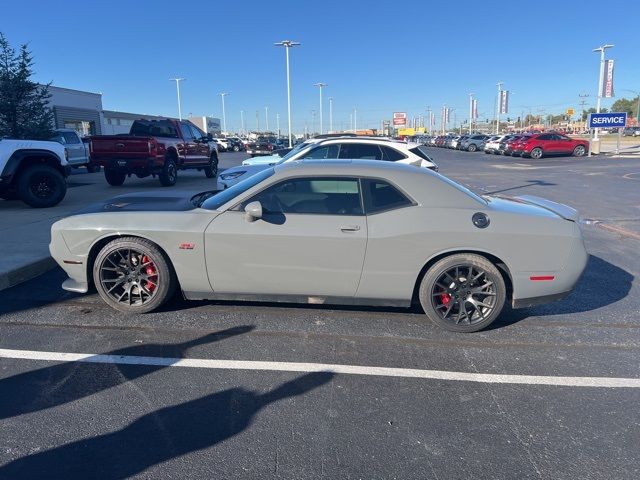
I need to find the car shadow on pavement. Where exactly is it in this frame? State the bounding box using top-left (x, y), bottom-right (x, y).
top-left (489, 254), bottom-right (634, 329)
top-left (0, 371), bottom-right (333, 480)
top-left (0, 325), bottom-right (254, 420)
top-left (482, 179), bottom-right (557, 195)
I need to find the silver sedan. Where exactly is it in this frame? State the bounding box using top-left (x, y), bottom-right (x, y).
top-left (50, 160), bottom-right (587, 332)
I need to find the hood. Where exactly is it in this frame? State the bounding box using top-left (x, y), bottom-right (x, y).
top-left (242, 154), bottom-right (282, 166)
top-left (75, 190), bottom-right (210, 214)
top-left (219, 163), bottom-right (271, 179)
top-left (486, 194), bottom-right (579, 222)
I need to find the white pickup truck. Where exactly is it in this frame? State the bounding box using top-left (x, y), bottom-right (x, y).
top-left (0, 138), bottom-right (69, 207)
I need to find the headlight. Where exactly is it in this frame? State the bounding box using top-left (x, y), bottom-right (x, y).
top-left (219, 171), bottom-right (246, 180)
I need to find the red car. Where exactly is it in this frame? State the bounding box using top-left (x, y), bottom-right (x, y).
top-left (517, 133), bottom-right (588, 159)
top-left (502, 135), bottom-right (530, 156)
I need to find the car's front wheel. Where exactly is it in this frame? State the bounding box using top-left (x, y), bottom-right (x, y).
top-left (419, 253), bottom-right (506, 332)
top-left (467, 144), bottom-right (477, 152)
top-left (17, 164), bottom-right (67, 208)
top-left (204, 153), bottom-right (218, 178)
top-left (572, 145), bottom-right (586, 157)
top-left (93, 237), bottom-right (177, 313)
top-left (530, 147), bottom-right (543, 159)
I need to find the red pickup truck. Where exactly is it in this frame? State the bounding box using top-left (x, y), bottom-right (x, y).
top-left (90, 119), bottom-right (218, 186)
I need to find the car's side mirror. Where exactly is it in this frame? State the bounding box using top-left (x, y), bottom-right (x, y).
top-left (244, 201), bottom-right (263, 222)
top-left (206, 133), bottom-right (213, 141)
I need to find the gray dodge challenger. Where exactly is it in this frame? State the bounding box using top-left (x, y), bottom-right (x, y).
top-left (50, 160), bottom-right (588, 332)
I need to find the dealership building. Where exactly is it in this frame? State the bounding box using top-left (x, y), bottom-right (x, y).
top-left (46, 85), bottom-right (220, 136)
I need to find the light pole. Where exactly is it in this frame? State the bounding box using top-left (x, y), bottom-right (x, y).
top-left (276, 113), bottom-right (280, 137)
top-left (219, 92), bottom-right (229, 133)
top-left (255, 110), bottom-right (260, 131)
top-left (311, 110), bottom-right (316, 135)
top-left (170, 78), bottom-right (185, 120)
top-left (265, 106), bottom-right (269, 132)
top-left (275, 40), bottom-right (300, 147)
top-left (496, 82), bottom-right (503, 134)
top-left (240, 110), bottom-right (245, 135)
top-left (313, 83), bottom-right (327, 134)
top-left (426, 106), bottom-right (431, 135)
top-left (593, 44), bottom-right (614, 141)
top-left (469, 93), bottom-right (474, 134)
top-left (353, 108), bottom-right (357, 133)
top-left (328, 97), bottom-right (333, 132)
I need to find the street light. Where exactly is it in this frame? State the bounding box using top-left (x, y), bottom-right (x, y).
top-left (274, 40), bottom-right (301, 147)
top-left (592, 44), bottom-right (614, 141)
top-left (265, 106), bottom-right (269, 132)
top-left (219, 92), bottom-right (229, 133)
top-left (313, 83), bottom-right (327, 134)
top-left (240, 110), bottom-right (245, 135)
top-left (496, 81), bottom-right (504, 134)
top-left (328, 97), bottom-right (333, 132)
top-left (468, 93), bottom-right (474, 134)
top-left (170, 78), bottom-right (185, 120)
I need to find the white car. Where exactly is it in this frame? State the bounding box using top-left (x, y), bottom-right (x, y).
top-left (213, 138), bottom-right (230, 151)
top-left (218, 136), bottom-right (439, 188)
top-left (484, 135), bottom-right (507, 154)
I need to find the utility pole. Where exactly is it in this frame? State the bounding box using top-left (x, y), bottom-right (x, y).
top-left (170, 78), bottom-right (185, 120)
top-left (496, 82), bottom-right (503, 134)
top-left (218, 92), bottom-right (229, 133)
top-left (274, 40), bottom-right (301, 147)
top-left (426, 106), bottom-right (431, 135)
top-left (328, 97), bottom-right (333, 132)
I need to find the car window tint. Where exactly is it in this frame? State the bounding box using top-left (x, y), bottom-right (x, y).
top-left (300, 144), bottom-right (340, 159)
top-left (180, 123), bottom-right (195, 141)
top-left (130, 120), bottom-right (179, 138)
top-left (338, 143), bottom-right (383, 160)
top-left (245, 177), bottom-right (363, 215)
top-left (62, 132), bottom-right (80, 144)
top-left (381, 146), bottom-right (407, 161)
top-left (362, 179), bottom-right (412, 214)
top-left (190, 123), bottom-right (205, 139)
top-left (537, 134), bottom-right (552, 140)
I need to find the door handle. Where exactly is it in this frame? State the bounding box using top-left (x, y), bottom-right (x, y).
top-left (340, 225), bottom-right (360, 232)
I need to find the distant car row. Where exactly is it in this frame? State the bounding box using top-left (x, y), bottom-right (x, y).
top-left (422, 133), bottom-right (589, 159)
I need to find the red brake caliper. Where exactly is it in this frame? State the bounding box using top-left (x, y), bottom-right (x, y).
top-left (142, 255), bottom-right (157, 292)
top-left (440, 293), bottom-right (451, 306)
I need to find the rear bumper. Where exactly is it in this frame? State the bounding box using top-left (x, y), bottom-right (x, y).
top-left (95, 157), bottom-right (160, 171)
top-left (512, 290), bottom-right (571, 309)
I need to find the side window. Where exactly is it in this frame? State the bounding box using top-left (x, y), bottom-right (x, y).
top-left (190, 124), bottom-right (205, 139)
top-left (243, 177), bottom-right (363, 215)
top-left (362, 179), bottom-right (413, 215)
top-left (381, 146), bottom-right (407, 161)
top-left (180, 123), bottom-right (196, 141)
top-left (300, 144), bottom-right (340, 159)
top-left (338, 143), bottom-right (383, 160)
top-left (538, 134), bottom-right (552, 141)
top-left (62, 132), bottom-right (80, 144)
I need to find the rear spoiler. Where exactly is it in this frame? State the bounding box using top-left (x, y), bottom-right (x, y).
top-left (513, 195), bottom-right (579, 222)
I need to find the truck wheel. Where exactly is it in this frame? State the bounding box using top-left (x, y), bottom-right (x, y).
top-left (87, 164), bottom-right (101, 173)
top-left (204, 154), bottom-right (218, 178)
top-left (17, 164), bottom-right (67, 208)
top-left (159, 158), bottom-right (177, 186)
top-left (105, 168), bottom-right (126, 186)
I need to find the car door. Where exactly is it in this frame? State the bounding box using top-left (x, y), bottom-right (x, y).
top-left (179, 122), bottom-right (199, 164)
top-left (58, 131), bottom-right (85, 165)
top-left (554, 134), bottom-right (574, 154)
top-left (189, 124), bottom-right (211, 162)
top-left (204, 176), bottom-right (367, 297)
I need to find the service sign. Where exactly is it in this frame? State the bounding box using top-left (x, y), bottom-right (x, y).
top-left (588, 112), bottom-right (627, 129)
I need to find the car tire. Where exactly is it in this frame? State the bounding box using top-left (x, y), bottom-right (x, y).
top-left (159, 157), bottom-right (178, 187)
top-left (204, 153), bottom-right (219, 178)
top-left (233, 145), bottom-right (240, 152)
top-left (572, 145), bottom-right (586, 157)
top-left (467, 144), bottom-right (477, 152)
top-left (418, 253), bottom-right (506, 333)
top-left (17, 164), bottom-right (67, 208)
top-left (93, 237), bottom-right (177, 314)
top-left (530, 147), bottom-right (543, 159)
top-left (105, 168), bottom-right (126, 186)
top-left (87, 164), bottom-right (101, 173)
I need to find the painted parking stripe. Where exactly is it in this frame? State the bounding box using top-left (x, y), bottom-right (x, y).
top-left (1, 348), bottom-right (639, 388)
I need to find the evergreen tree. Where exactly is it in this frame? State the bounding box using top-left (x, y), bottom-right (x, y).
top-left (0, 32), bottom-right (54, 139)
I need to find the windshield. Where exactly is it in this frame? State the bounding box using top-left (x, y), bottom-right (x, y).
top-left (200, 167), bottom-right (275, 210)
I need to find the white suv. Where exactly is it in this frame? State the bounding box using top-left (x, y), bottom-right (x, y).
top-left (218, 136), bottom-right (439, 188)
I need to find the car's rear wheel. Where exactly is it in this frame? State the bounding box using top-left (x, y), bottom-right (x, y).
top-left (18, 164), bottom-right (67, 208)
top-left (467, 144), bottom-right (477, 152)
top-left (572, 145), bottom-right (586, 157)
top-left (93, 237), bottom-right (177, 313)
top-left (204, 153), bottom-right (218, 178)
top-left (530, 147), bottom-right (543, 159)
top-left (104, 168), bottom-right (126, 186)
top-left (419, 254), bottom-right (506, 332)
top-left (159, 158), bottom-right (178, 186)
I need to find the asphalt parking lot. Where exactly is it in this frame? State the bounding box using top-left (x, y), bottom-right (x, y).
top-left (1, 149), bottom-right (639, 479)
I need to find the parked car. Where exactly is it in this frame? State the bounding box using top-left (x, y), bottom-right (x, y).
top-left (460, 135), bottom-right (488, 152)
top-left (451, 136), bottom-right (467, 150)
top-left (49, 129), bottom-right (99, 172)
top-left (483, 135), bottom-right (504, 154)
top-left (622, 127), bottom-right (640, 137)
top-left (516, 133), bottom-right (589, 159)
top-left (219, 136), bottom-right (438, 188)
top-left (50, 160), bottom-right (588, 333)
top-left (0, 137), bottom-right (69, 207)
top-left (245, 137), bottom-right (277, 157)
top-left (90, 119), bottom-right (218, 187)
top-left (501, 135), bottom-right (528, 156)
top-left (226, 137), bottom-right (244, 151)
top-left (444, 136), bottom-right (457, 149)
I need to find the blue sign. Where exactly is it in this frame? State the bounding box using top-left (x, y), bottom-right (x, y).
top-left (588, 112), bottom-right (627, 129)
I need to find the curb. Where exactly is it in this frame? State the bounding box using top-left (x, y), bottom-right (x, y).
top-left (0, 256), bottom-right (57, 291)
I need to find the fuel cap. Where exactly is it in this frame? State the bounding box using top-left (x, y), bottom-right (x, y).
top-left (472, 212), bottom-right (490, 229)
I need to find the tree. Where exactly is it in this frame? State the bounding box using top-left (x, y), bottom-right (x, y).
top-left (0, 32), bottom-right (54, 139)
top-left (611, 97), bottom-right (639, 118)
top-left (581, 107), bottom-right (608, 121)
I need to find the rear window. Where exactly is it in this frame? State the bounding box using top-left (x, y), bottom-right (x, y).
top-left (130, 120), bottom-right (179, 138)
top-left (408, 145), bottom-right (434, 162)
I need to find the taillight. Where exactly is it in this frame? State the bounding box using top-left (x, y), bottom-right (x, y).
top-left (148, 140), bottom-right (157, 155)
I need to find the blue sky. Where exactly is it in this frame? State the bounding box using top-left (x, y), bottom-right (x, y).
top-left (3, 0), bottom-right (639, 133)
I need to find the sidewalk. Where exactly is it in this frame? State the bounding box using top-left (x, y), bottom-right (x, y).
top-left (0, 169), bottom-right (224, 290)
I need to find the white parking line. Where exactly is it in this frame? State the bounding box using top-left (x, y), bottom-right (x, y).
top-left (1, 347), bottom-right (639, 388)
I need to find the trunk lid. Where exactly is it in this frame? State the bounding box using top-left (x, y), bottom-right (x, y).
top-left (90, 136), bottom-right (152, 158)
